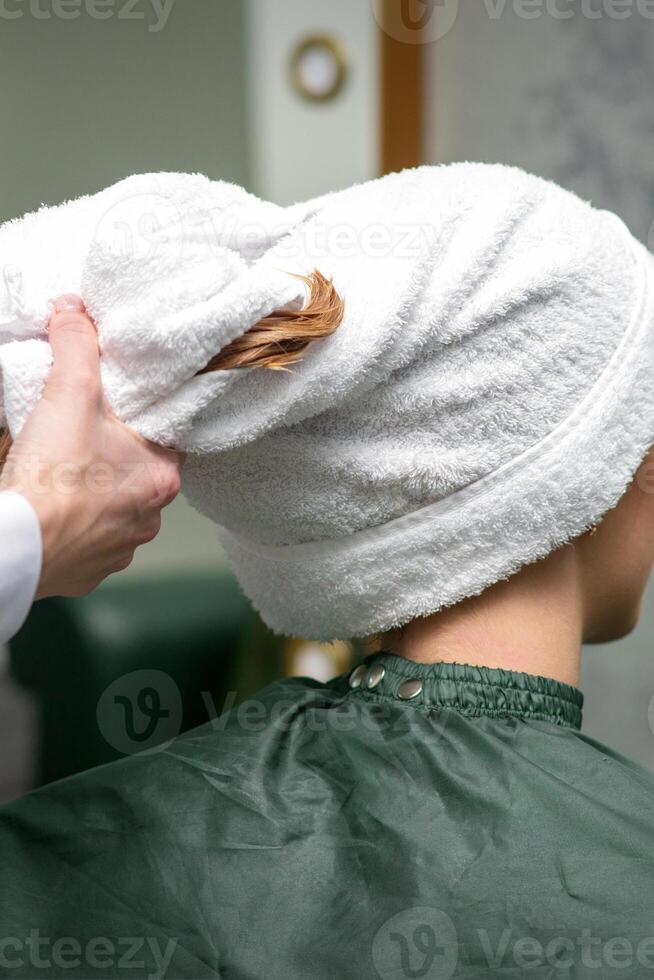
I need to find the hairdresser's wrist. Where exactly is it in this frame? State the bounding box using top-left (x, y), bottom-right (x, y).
top-left (22, 495), bottom-right (68, 601)
top-left (0, 470), bottom-right (66, 600)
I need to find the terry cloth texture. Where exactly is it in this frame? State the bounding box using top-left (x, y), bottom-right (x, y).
top-left (1, 163), bottom-right (653, 639)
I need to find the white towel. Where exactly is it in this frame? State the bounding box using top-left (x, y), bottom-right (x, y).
top-left (1, 164), bottom-right (653, 640)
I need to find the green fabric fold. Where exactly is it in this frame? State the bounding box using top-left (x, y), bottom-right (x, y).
top-left (1, 655), bottom-right (653, 979)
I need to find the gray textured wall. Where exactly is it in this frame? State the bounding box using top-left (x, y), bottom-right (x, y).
top-left (426, 2), bottom-right (654, 243)
top-left (425, 2), bottom-right (654, 766)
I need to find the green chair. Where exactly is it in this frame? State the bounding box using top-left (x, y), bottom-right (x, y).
top-left (9, 571), bottom-right (259, 787)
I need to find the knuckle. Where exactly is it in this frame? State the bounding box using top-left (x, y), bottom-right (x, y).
top-left (110, 554), bottom-right (134, 574)
top-left (157, 467), bottom-right (181, 505)
top-left (136, 461), bottom-right (181, 509)
top-left (50, 312), bottom-right (87, 331)
top-left (75, 370), bottom-right (102, 398)
top-left (44, 374), bottom-right (77, 400)
top-left (137, 515), bottom-right (161, 545)
top-left (169, 466), bottom-right (182, 497)
top-left (76, 577), bottom-right (105, 597)
top-left (50, 369), bottom-right (100, 405)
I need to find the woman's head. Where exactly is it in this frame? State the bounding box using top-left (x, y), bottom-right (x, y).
top-left (2, 164), bottom-right (654, 643)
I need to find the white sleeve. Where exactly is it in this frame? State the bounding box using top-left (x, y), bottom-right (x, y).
top-left (0, 491), bottom-right (42, 644)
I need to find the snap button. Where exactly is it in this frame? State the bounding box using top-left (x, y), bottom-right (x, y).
top-left (366, 664), bottom-right (386, 689)
top-left (398, 679), bottom-right (423, 701)
top-left (348, 664), bottom-right (367, 689)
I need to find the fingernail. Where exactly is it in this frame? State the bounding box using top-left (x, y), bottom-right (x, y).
top-left (53, 294), bottom-right (86, 314)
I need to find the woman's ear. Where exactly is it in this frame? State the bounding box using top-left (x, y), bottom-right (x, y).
top-left (197, 269), bottom-right (344, 374)
top-left (577, 447), bottom-right (654, 643)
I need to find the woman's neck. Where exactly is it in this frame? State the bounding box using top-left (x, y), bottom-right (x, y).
top-left (380, 545), bottom-right (585, 687)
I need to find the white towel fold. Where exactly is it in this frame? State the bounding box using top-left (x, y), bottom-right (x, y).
top-left (1, 163), bottom-right (653, 640)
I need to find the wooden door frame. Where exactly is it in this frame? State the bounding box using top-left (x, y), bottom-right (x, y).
top-left (379, 0), bottom-right (425, 175)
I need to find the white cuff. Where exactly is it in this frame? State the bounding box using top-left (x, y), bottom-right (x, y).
top-left (0, 491), bottom-right (43, 644)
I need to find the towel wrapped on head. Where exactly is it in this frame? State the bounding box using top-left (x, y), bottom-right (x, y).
top-left (1, 163), bottom-right (653, 640)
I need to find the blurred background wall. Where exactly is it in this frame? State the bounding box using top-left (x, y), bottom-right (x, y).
top-left (1, 0), bottom-right (653, 798)
top-left (246, 0), bottom-right (378, 204)
top-left (0, 0), bottom-right (250, 579)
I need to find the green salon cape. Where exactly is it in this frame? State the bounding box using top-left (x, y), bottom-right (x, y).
top-left (2, 653), bottom-right (654, 979)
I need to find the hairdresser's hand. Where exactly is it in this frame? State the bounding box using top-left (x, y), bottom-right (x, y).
top-left (0, 295), bottom-right (184, 599)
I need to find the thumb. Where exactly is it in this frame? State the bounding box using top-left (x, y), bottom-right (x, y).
top-left (46, 294), bottom-right (101, 392)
